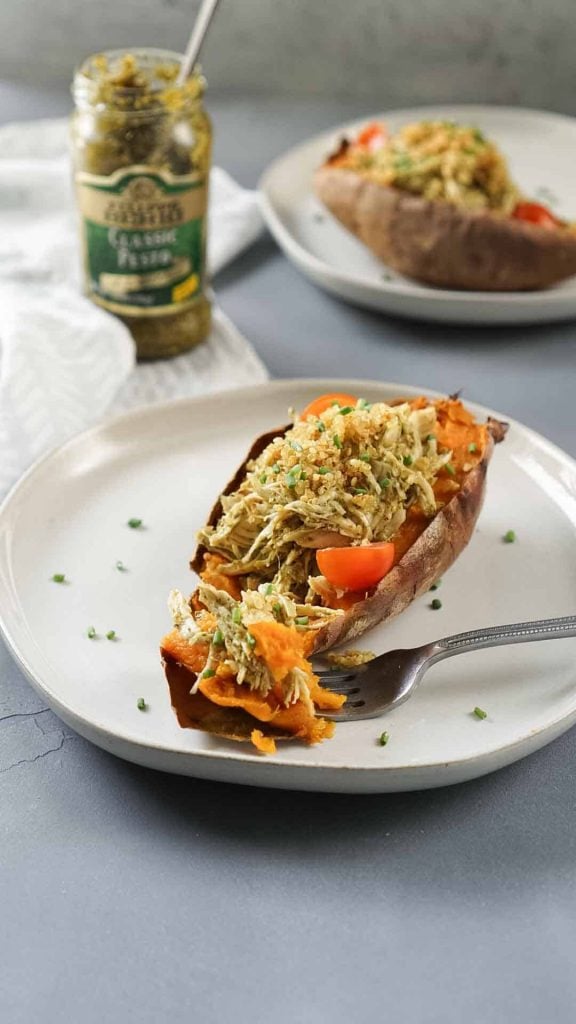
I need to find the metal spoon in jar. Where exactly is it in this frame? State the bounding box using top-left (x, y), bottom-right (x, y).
top-left (177, 0), bottom-right (223, 85)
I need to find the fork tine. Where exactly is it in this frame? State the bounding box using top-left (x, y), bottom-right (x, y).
top-left (315, 669), bottom-right (357, 683)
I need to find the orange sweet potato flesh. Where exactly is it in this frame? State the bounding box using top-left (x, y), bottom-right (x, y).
top-left (161, 618), bottom-right (344, 754)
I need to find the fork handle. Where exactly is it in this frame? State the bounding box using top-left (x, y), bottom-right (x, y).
top-left (431, 615), bottom-right (576, 660)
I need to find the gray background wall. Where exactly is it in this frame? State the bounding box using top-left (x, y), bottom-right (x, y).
top-left (2, 0), bottom-right (576, 111)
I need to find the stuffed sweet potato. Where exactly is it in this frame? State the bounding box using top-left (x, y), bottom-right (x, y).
top-left (314, 120), bottom-right (576, 291)
top-left (161, 391), bottom-right (507, 753)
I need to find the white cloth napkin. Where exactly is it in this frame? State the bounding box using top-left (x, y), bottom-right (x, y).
top-left (0, 118), bottom-right (268, 496)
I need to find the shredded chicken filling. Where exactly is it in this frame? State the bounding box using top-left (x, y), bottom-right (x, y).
top-left (196, 399), bottom-right (452, 601)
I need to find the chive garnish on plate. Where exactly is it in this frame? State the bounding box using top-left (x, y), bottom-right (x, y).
top-left (503, 530), bottom-right (516, 543)
top-left (431, 598), bottom-right (442, 610)
top-left (137, 698), bottom-right (148, 711)
top-left (52, 573), bottom-right (66, 584)
top-left (127, 518), bottom-right (143, 529)
top-left (473, 706), bottom-right (488, 720)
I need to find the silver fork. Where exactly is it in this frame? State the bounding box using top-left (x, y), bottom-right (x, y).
top-left (315, 615), bottom-right (576, 721)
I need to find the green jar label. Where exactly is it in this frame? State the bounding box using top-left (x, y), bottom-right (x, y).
top-left (76, 166), bottom-right (207, 316)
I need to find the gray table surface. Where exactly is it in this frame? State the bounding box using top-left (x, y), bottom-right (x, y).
top-left (2, 86), bottom-right (576, 1024)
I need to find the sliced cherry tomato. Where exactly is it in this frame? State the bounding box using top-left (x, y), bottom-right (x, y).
top-left (300, 392), bottom-right (358, 420)
top-left (356, 121), bottom-right (388, 152)
top-left (316, 542), bottom-right (395, 592)
top-left (512, 202), bottom-right (563, 230)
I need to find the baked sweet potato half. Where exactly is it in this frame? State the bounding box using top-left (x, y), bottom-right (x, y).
top-left (161, 391), bottom-right (507, 753)
top-left (314, 119), bottom-right (576, 291)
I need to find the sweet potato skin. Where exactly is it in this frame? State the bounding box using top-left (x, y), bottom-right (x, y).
top-left (314, 165), bottom-right (576, 292)
top-left (191, 409), bottom-right (507, 651)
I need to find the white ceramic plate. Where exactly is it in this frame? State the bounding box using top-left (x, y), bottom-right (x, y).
top-left (1, 379), bottom-right (576, 793)
top-left (259, 105), bottom-right (576, 324)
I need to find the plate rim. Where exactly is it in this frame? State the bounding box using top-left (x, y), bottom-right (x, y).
top-left (1, 377), bottom-right (576, 785)
top-left (258, 102), bottom-right (576, 309)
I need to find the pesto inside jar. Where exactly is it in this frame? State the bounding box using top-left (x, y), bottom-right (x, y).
top-left (71, 49), bottom-right (212, 360)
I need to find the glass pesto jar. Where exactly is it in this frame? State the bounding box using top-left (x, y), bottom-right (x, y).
top-left (71, 49), bottom-right (212, 360)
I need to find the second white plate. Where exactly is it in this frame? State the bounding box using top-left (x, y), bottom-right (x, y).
top-left (259, 104), bottom-right (576, 324)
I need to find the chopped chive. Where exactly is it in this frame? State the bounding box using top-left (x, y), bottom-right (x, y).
top-left (431, 598), bottom-right (442, 610)
top-left (106, 630), bottom-right (117, 641)
top-left (300, 471), bottom-right (307, 481)
top-left (445, 463), bottom-right (456, 477)
top-left (338, 406), bottom-right (354, 416)
top-left (403, 455), bottom-right (413, 467)
top-left (115, 560), bottom-right (127, 572)
top-left (358, 398), bottom-right (372, 410)
top-left (333, 435), bottom-right (342, 449)
top-left (290, 440), bottom-right (303, 452)
top-left (354, 487), bottom-right (368, 495)
top-left (265, 583), bottom-right (275, 595)
top-left (246, 633), bottom-right (256, 648)
top-left (202, 668), bottom-right (216, 678)
top-left (330, 401), bottom-right (340, 407)
top-left (295, 616), bottom-right (309, 626)
top-left (272, 464), bottom-right (281, 474)
top-left (379, 477), bottom-right (391, 489)
top-left (286, 465), bottom-right (302, 488)
top-left (51, 573), bottom-right (66, 584)
top-left (468, 442), bottom-right (477, 453)
top-left (259, 473), bottom-right (267, 484)
top-left (429, 580), bottom-right (442, 591)
top-left (426, 433), bottom-right (436, 443)
top-left (359, 453), bottom-right (371, 462)
top-left (87, 626), bottom-right (96, 639)
top-left (272, 602), bottom-right (282, 615)
top-left (317, 421), bottom-right (326, 433)
top-left (503, 530), bottom-right (516, 543)
top-left (317, 467), bottom-right (331, 475)
top-left (213, 629), bottom-right (224, 645)
top-left (473, 706), bottom-right (488, 720)
top-left (137, 697), bottom-right (148, 711)
top-left (127, 518), bottom-right (143, 529)
top-left (378, 731), bottom-right (390, 746)
top-left (232, 607), bottom-right (242, 624)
